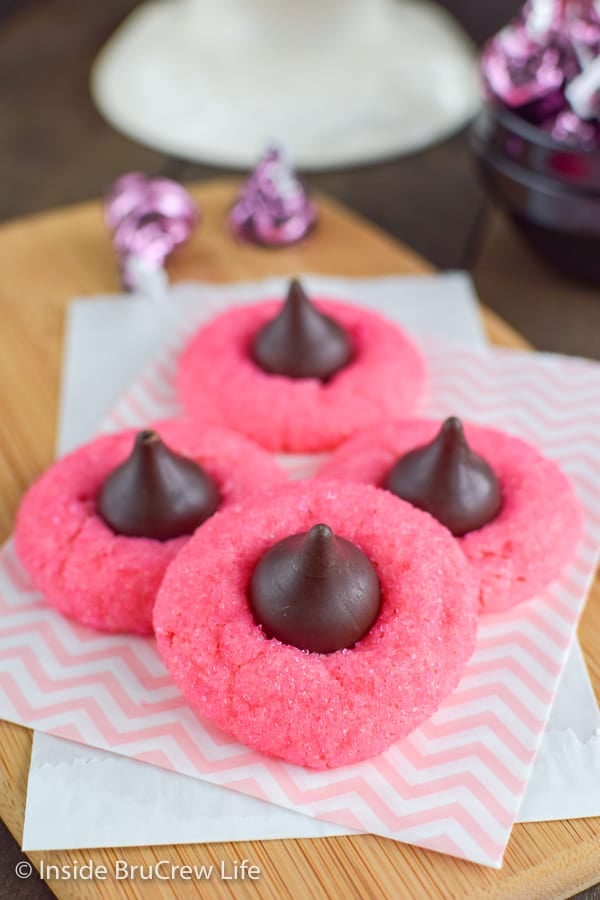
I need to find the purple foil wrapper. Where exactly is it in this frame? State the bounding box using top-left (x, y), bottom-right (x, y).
top-left (229, 146), bottom-right (317, 247)
top-left (480, 0), bottom-right (584, 111)
top-left (566, 55), bottom-right (600, 121)
top-left (522, 0), bottom-right (566, 38)
top-left (544, 108), bottom-right (600, 147)
top-left (482, 25), bottom-right (565, 108)
top-left (104, 173), bottom-right (199, 289)
top-left (568, 0), bottom-right (600, 60)
top-left (480, 0), bottom-right (600, 149)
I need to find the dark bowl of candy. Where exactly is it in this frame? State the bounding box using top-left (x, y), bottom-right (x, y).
top-left (471, 101), bottom-right (600, 284)
top-left (470, 0), bottom-right (600, 284)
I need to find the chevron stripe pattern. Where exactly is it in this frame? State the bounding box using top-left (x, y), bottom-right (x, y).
top-left (1, 319), bottom-right (599, 867)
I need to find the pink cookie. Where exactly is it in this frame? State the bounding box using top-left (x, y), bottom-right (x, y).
top-left (319, 419), bottom-right (583, 614)
top-left (15, 420), bottom-right (287, 635)
top-left (176, 299), bottom-right (426, 452)
top-left (154, 481), bottom-right (477, 769)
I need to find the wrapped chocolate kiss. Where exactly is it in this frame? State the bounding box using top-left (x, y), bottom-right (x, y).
top-left (543, 107), bottom-right (600, 147)
top-left (104, 172), bottom-right (199, 293)
top-left (567, 0), bottom-right (600, 66)
top-left (229, 145), bottom-right (317, 247)
top-left (480, 0), bottom-right (572, 120)
top-left (565, 54), bottom-right (600, 121)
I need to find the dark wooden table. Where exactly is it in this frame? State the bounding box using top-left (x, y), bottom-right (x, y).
top-left (1, 1), bottom-right (599, 898)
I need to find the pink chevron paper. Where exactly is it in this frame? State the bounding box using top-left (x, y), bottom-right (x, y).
top-left (1, 333), bottom-right (600, 868)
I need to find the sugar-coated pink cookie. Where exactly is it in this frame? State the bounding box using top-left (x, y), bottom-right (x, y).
top-left (15, 421), bottom-right (287, 635)
top-left (176, 299), bottom-right (426, 452)
top-left (154, 481), bottom-right (477, 769)
top-left (319, 419), bottom-right (583, 614)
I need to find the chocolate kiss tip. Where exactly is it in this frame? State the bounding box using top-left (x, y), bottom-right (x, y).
top-left (249, 523), bottom-right (381, 654)
top-left (286, 278), bottom-right (309, 307)
top-left (306, 522), bottom-right (334, 543)
top-left (442, 416), bottom-right (463, 434)
top-left (383, 416), bottom-right (502, 537)
top-left (288, 277), bottom-right (304, 297)
top-left (299, 524), bottom-right (336, 575)
top-left (97, 430), bottom-right (220, 541)
top-left (438, 417), bottom-right (468, 450)
top-left (138, 429), bottom-right (159, 443)
top-left (251, 278), bottom-right (352, 381)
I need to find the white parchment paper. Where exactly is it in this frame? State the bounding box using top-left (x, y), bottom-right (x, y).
top-left (22, 274), bottom-right (600, 851)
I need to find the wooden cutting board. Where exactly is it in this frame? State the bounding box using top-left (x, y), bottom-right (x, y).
top-left (0, 180), bottom-right (598, 900)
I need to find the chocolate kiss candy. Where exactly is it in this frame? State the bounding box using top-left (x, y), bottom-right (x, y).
top-left (249, 523), bottom-right (381, 654)
top-left (97, 430), bottom-right (220, 541)
top-left (251, 279), bottom-right (352, 380)
top-left (383, 417), bottom-right (502, 537)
